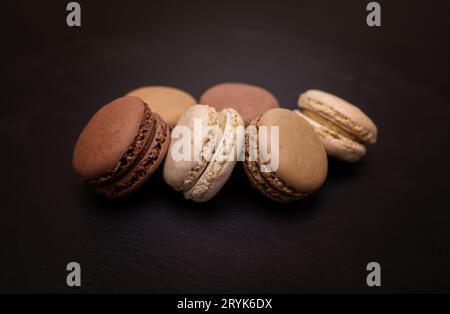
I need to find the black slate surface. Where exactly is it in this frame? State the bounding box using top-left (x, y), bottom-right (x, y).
top-left (1, 0), bottom-right (450, 293)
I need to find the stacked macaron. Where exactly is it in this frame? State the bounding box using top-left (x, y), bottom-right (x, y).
top-left (72, 83), bottom-right (377, 202)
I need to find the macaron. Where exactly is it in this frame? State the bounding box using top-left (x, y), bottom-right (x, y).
top-left (199, 82), bottom-right (279, 125)
top-left (72, 96), bottom-right (170, 198)
top-left (163, 104), bottom-right (244, 202)
top-left (126, 86), bottom-right (196, 128)
top-left (243, 108), bottom-right (327, 202)
top-left (295, 89), bottom-right (378, 162)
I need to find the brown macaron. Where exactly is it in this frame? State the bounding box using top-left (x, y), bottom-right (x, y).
top-left (243, 108), bottom-right (328, 202)
top-left (72, 96), bottom-right (170, 198)
top-left (199, 82), bottom-right (280, 125)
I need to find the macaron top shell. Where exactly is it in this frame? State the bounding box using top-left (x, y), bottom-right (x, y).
top-left (258, 108), bottom-right (328, 193)
top-left (200, 82), bottom-right (279, 125)
top-left (127, 86), bottom-right (196, 128)
top-left (163, 104), bottom-right (220, 191)
top-left (298, 89), bottom-right (377, 144)
top-left (72, 96), bottom-right (147, 181)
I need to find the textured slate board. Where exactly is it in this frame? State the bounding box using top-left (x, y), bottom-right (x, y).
top-left (1, 0), bottom-right (450, 293)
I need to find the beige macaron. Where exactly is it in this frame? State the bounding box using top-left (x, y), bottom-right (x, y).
top-left (126, 86), bottom-right (196, 128)
top-left (295, 90), bottom-right (378, 162)
top-left (243, 108), bottom-right (328, 202)
top-left (163, 104), bottom-right (244, 202)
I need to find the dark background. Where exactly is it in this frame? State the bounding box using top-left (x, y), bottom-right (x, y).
top-left (1, 0), bottom-right (450, 293)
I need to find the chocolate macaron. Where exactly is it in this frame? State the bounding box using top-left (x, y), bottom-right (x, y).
top-left (243, 108), bottom-right (327, 202)
top-left (72, 96), bottom-right (170, 198)
top-left (200, 82), bottom-right (279, 125)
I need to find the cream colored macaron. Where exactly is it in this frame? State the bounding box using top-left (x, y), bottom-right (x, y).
top-left (295, 90), bottom-right (378, 162)
top-left (163, 104), bottom-right (244, 202)
top-left (126, 86), bottom-right (196, 128)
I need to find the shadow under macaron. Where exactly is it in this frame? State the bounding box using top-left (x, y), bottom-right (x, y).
top-left (81, 165), bottom-right (229, 218)
top-left (80, 163), bottom-right (322, 222)
top-left (216, 163), bottom-right (324, 220)
top-left (80, 167), bottom-right (169, 212)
